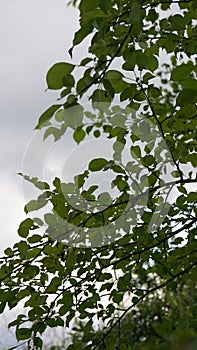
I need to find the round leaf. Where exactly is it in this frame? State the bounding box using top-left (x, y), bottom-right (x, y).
top-left (46, 62), bottom-right (74, 90)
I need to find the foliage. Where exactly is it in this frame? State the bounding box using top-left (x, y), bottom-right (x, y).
top-left (84, 279), bottom-right (197, 350)
top-left (1, 0), bottom-right (197, 349)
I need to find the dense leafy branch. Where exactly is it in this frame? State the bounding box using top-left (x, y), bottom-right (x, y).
top-left (92, 259), bottom-right (197, 350)
top-left (0, 0), bottom-right (197, 349)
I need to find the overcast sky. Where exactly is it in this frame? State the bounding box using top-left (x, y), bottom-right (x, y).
top-left (0, 0), bottom-right (80, 255)
top-left (0, 0), bottom-right (80, 346)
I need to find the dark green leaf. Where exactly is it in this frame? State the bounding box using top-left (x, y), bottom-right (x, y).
top-left (18, 218), bottom-right (34, 238)
top-left (16, 328), bottom-right (32, 341)
top-left (46, 62), bottom-right (74, 90)
top-left (89, 158), bottom-right (108, 171)
top-left (35, 105), bottom-right (61, 129)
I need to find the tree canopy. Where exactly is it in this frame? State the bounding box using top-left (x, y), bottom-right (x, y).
top-left (1, 0), bottom-right (197, 349)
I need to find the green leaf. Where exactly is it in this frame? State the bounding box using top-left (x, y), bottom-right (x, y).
top-left (110, 114), bottom-right (126, 127)
top-left (94, 129), bottom-right (101, 138)
top-left (73, 127), bottom-right (86, 144)
top-left (16, 327), bottom-right (32, 341)
top-left (117, 273), bottom-right (131, 291)
top-left (171, 63), bottom-right (193, 81)
top-left (90, 184), bottom-right (99, 193)
top-left (105, 70), bottom-right (126, 93)
top-left (143, 72), bottom-right (155, 84)
top-left (97, 273), bottom-right (112, 282)
top-left (45, 277), bottom-right (62, 293)
top-left (43, 126), bottom-right (65, 141)
top-left (128, 2), bottom-right (141, 24)
top-left (98, 192), bottom-right (112, 205)
top-left (18, 174), bottom-right (50, 190)
top-left (80, 57), bottom-right (92, 66)
top-left (74, 171), bottom-right (89, 188)
top-left (92, 89), bottom-right (112, 108)
top-left (46, 62), bottom-right (74, 90)
top-left (148, 9), bottom-right (159, 22)
top-left (79, 0), bottom-right (99, 13)
top-left (187, 192), bottom-right (197, 203)
top-left (63, 74), bottom-right (75, 88)
top-left (23, 265), bottom-right (39, 279)
top-left (69, 23), bottom-right (93, 56)
top-left (100, 283), bottom-right (113, 292)
top-left (35, 105), bottom-right (61, 129)
top-left (132, 296), bottom-right (138, 304)
top-left (24, 194), bottom-right (47, 214)
top-left (176, 89), bottom-right (197, 106)
top-left (58, 291), bottom-right (73, 313)
top-left (147, 55), bottom-right (158, 72)
top-left (25, 294), bottom-right (47, 307)
top-left (59, 87), bottom-right (71, 100)
top-left (4, 247), bottom-right (14, 256)
top-left (89, 158), bottom-right (108, 171)
top-left (62, 105), bottom-right (83, 129)
top-left (27, 247), bottom-right (41, 260)
top-left (120, 85), bottom-right (137, 101)
top-left (112, 293), bottom-right (123, 303)
top-left (66, 248), bottom-right (77, 270)
top-left (187, 153), bottom-right (197, 167)
top-left (142, 155), bottom-right (156, 167)
top-left (76, 74), bottom-right (94, 96)
top-left (181, 78), bottom-right (197, 90)
top-left (130, 145), bottom-right (141, 158)
top-left (27, 234), bottom-right (42, 243)
top-left (16, 241), bottom-right (28, 259)
top-left (170, 14), bottom-right (186, 31)
top-left (18, 218), bottom-right (34, 238)
top-left (0, 302), bottom-right (6, 314)
top-left (34, 337), bottom-right (43, 349)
